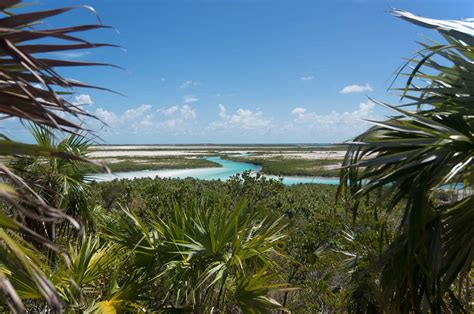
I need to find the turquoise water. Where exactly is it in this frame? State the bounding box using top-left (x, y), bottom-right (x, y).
top-left (89, 156), bottom-right (339, 185)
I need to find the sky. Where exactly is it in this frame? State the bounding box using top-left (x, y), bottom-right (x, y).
top-left (3, 0), bottom-right (473, 144)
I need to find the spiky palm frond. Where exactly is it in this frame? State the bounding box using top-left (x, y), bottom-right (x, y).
top-left (339, 10), bottom-right (474, 311)
top-left (0, 228), bottom-right (60, 312)
top-left (56, 235), bottom-right (142, 311)
top-left (9, 124), bottom-right (99, 236)
top-left (233, 269), bottom-right (290, 314)
top-left (101, 199), bottom-right (288, 312)
top-left (3, 233), bottom-right (142, 312)
top-left (0, 1), bottom-right (114, 311)
top-left (0, 0), bottom-right (117, 131)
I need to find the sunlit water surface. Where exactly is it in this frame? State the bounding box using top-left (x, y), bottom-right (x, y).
top-left (89, 156), bottom-right (339, 185)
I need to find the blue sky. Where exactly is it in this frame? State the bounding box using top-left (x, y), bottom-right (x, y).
top-left (5, 0), bottom-right (473, 144)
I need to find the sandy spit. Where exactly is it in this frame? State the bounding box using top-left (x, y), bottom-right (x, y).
top-left (256, 151), bottom-right (346, 160)
top-left (90, 145), bottom-right (320, 150)
top-left (89, 151), bottom-right (207, 158)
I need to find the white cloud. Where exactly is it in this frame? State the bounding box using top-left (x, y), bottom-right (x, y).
top-left (93, 104), bottom-right (197, 135)
top-left (291, 107), bottom-right (306, 115)
top-left (180, 104), bottom-right (197, 120)
top-left (72, 94), bottom-right (94, 106)
top-left (158, 105), bottom-right (179, 116)
top-left (94, 104), bottom-right (152, 129)
top-left (209, 104), bottom-right (272, 131)
top-left (288, 100), bottom-right (376, 139)
top-left (340, 83), bottom-right (373, 94)
top-left (87, 98), bottom-right (376, 142)
top-left (95, 108), bottom-right (119, 126)
top-left (122, 104), bottom-right (152, 121)
top-left (183, 95), bottom-right (199, 103)
top-left (218, 104), bottom-right (227, 119)
top-left (292, 100), bottom-right (375, 124)
top-left (300, 76), bottom-right (314, 81)
top-left (256, 100), bottom-right (378, 142)
top-left (180, 80), bottom-right (201, 89)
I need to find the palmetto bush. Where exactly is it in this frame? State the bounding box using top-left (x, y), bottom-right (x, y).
top-left (339, 10), bottom-right (474, 312)
top-left (3, 1), bottom-right (472, 312)
top-left (0, 1), bottom-right (114, 311)
top-left (0, 3), bottom-right (289, 311)
top-left (9, 124), bottom-right (96, 238)
top-left (100, 198), bottom-right (289, 313)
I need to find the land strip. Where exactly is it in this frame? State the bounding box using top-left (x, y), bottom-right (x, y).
top-left (84, 144), bottom-right (346, 176)
top-left (81, 156), bottom-right (220, 174)
top-left (224, 155), bottom-right (342, 177)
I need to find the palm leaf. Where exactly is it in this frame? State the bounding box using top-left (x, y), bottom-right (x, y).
top-left (0, 1), bottom-right (115, 311)
top-left (339, 9), bottom-right (474, 311)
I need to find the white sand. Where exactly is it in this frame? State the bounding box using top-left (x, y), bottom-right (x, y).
top-left (89, 150), bottom-right (206, 158)
top-left (255, 151), bottom-right (346, 160)
top-left (90, 145), bottom-right (313, 150)
top-left (90, 150), bottom-right (345, 160)
top-left (89, 145), bottom-right (346, 160)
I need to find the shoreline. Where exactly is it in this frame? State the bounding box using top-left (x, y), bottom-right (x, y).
top-left (86, 145), bottom-right (346, 178)
top-left (88, 155), bottom-right (340, 185)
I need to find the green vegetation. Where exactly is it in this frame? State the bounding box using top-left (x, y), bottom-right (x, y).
top-left (0, 2), bottom-right (472, 313)
top-left (90, 144), bottom-right (348, 152)
top-left (0, 2), bottom-right (118, 311)
top-left (339, 10), bottom-right (474, 311)
top-left (226, 155), bottom-right (342, 177)
top-left (98, 187), bottom-right (288, 312)
top-left (82, 156), bottom-right (220, 173)
top-left (90, 174), bottom-right (384, 312)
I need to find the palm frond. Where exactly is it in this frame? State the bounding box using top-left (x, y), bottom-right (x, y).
top-left (0, 1), bottom-right (115, 311)
top-left (339, 9), bottom-right (474, 311)
top-left (101, 199), bottom-right (288, 312)
top-left (0, 1), bottom-right (117, 131)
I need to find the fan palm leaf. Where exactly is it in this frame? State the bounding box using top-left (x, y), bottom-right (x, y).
top-left (0, 1), bottom-right (117, 130)
top-left (338, 9), bottom-right (474, 311)
top-left (101, 199), bottom-right (288, 312)
top-left (0, 1), bottom-right (115, 311)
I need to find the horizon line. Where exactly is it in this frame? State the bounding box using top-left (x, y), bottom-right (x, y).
top-left (90, 142), bottom-right (345, 146)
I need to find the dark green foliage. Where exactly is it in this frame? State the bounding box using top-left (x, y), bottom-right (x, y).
top-left (225, 156), bottom-right (342, 177)
top-left (90, 173), bottom-right (385, 312)
top-left (339, 9), bottom-right (474, 312)
top-left (81, 157), bottom-right (220, 174)
top-left (0, 1), bottom-right (116, 311)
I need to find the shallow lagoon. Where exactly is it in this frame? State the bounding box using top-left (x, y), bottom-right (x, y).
top-left (89, 156), bottom-right (340, 185)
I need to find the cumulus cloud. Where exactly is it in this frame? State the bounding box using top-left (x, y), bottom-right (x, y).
top-left (300, 75), bottom-right (314, 81)
top-left (72, 94), bottom-right (94, 106)
top-left (93, 104), bottom-right (197, 135)
top-left (123, 104), bottom-right (152, 121)
top-left (217, 104), bottom-right (227, 119)
top-left (183, 95), bottom-right (199, 103)
top-left (94, 108), bottom-right (119, 126)
top-left (180, 80), bottom-right (201, 89)
top-left (285, 101), bottom-right (376, 142)
top-left (87, 97), bottom-right (376, 142)
top-left (209, 104), bottom-right (272, 131)
top-left (291, 100), bottom-right (375, 124)
top-left (94, 104), bottom-right (152, 129)
top-left (340, 83), bottom-right (373, 94)
top-left (291, 107), bottom-right (306, 115)
top-left (158, 105), bottom-right (179, 116)
top-left (179, 104), bottom-right (197, 120)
